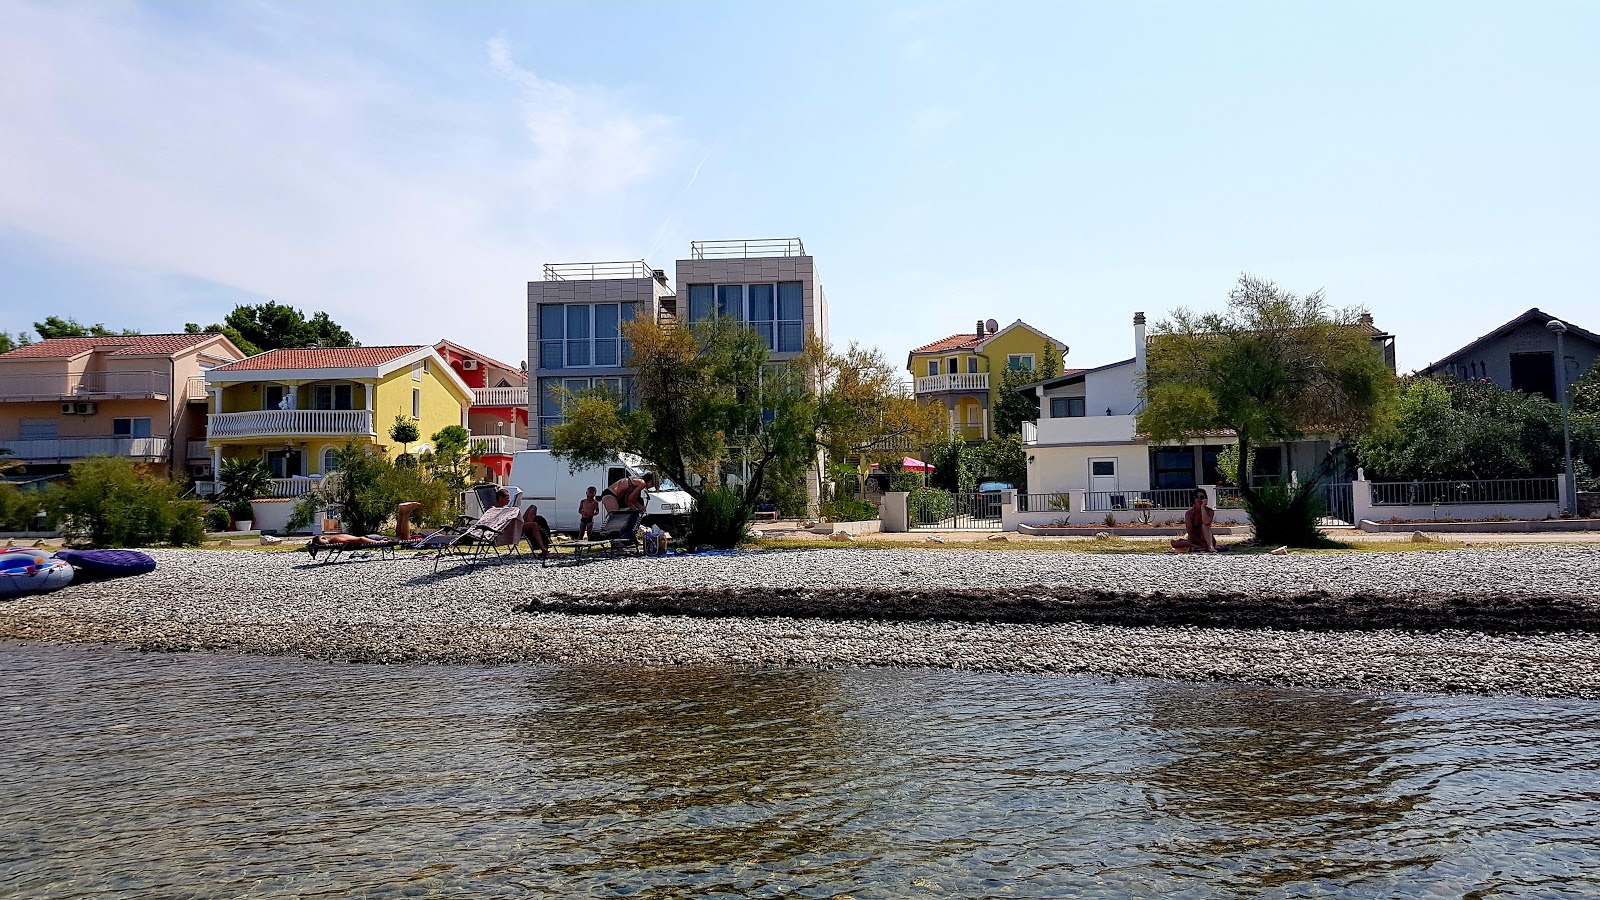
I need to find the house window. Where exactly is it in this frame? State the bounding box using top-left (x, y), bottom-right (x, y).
top-left (926, 360), bottom-right (939, 377)
top-left (537, 303), bottom-right (635, 369)
top-left (112, 417), bottom-right (152, 438)
top-left (1050, 397), bottom-right (1085, 418)
top-left (19, 419), bottom-right (57, 440)
top-left (263, 384), bottom-right (288, 411)
top-left (687, 283), bottom-right (804, 352)
top-left (967, 357), bottom-right (979, 373)
top-left (313, 384), bottom-right (354, 410)
top-left (1007, 354), bottom-right (1035, 372)
top-left (538, 375), bottom-right (636, 446)
top-left (412, 388), bottom-right (421, 419)
top-left (322, 448), bottom-right (340, 473)
top-left (412, 362), bottom-right (422, 382)
top-left (965, 404), bottom-right (983, 426)
top-left (1251, 447), bottom-right (1285, 486)
top-left (1151, 447), bottom-right (1197, 489)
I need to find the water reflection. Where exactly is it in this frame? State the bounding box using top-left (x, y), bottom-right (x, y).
top-left (1140, 683), bottom-right (1439, 891)
top-left (1, 644), bottom-right (1598, 898)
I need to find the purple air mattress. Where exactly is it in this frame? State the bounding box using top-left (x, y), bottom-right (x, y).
top-left (53, 549), bottom-right (157, 578)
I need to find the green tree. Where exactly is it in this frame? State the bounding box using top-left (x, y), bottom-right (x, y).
top-left (975, 432), bottom-right (1028, 491)
top-left (0, 332), bottom-right (31, 353)
top-left (1572, 360), bottom-right (1600, 417)
top-left (390, 415), bottom-right (420, 455)
top-left (991, 341), bottom-right (1063, 438)
top-left (217, 457), bottom-right (272, 505)
top-left (33, 316), bottom-right (138, 339)
top-left (809, 342), bottom-right (942, 499)
top-left (184, 322), bottom-right (261, 356)
top-left (553, 318), bottom-right (846, 548)
top-left (1138, 275), bottom-right (1397, 546)
top-left (47, 457), bottom-right (205, 547)
top-left (420, 425), bottom-right (477, 503)
top-left (210, 301), bottom-right (358, 353)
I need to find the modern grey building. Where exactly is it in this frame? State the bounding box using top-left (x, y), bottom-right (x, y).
top-left (1421, 307), bottom-right (1599, 401)
top-left (527, 238), bottom-right (828, 448)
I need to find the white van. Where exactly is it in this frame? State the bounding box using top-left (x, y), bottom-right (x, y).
top-left (506, 450), bottom-right (693, 535)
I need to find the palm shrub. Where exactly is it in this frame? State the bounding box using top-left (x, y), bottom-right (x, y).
top-left (218, 457), bottom-right (271, 505)
top-left (49, 457), bottom-right (205, 547)
top-left (1244, 480), bottom-right (1338, 548)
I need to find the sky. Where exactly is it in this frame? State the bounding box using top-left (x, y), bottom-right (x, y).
top-left (1, 1), bottom-right (1597, 372)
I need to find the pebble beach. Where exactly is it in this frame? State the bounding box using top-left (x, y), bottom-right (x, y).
top-left (3, 545), bottom-right (1599, 697)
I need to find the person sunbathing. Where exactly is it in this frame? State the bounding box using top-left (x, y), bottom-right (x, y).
top-left (304, 533), bottom-right (397, 558)
top-left (1169, 489), bottom-right (1220, 553)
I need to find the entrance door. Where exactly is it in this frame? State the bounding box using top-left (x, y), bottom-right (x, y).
top-left (1088, 458), bottom-right (1118, 509)
top-left (266, 450), bottom-right (303, 478)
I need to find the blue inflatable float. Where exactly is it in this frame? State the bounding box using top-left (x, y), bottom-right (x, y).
top-left (53, 548), bottom-right (158, 580)
top-left (0, 550), bottom-right (74, 598)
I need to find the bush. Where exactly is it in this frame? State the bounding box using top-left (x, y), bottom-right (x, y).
top-left (907, 487), bottom-right (953, 525)
top-left (218, 457), bottom-right (271, 504)
top-left (50, 457), bottom-right (206, 548)
top-left (205, 506), bottom-right (232, 533)
top-left (819, 498), bottom-right (877, 522)
top-left (888, 471), bottom-right (925, 493)
top-left (229, 498), bottom-right (256, 523)
top-left (686, 487), bottom-right (751, 549)
top-left (0, 483), bottom-right (52, 532)
top-left (1244, 482), bottom-right (1337, 548)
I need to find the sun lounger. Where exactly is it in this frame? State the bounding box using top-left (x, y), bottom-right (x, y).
top-left (304, 535), bottom-right (402, 564)
top-left (431, 504), bottom-right (523, 572)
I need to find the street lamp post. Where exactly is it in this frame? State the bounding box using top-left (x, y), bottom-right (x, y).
top-left (1548, 319), bottom-right (1578, 514)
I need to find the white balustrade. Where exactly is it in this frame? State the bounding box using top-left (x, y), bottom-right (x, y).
top-left (469, 434), bottom-right (529, 456)
top-left (472, 387), bottom-right (529, 407)
top-left (267, 477), bottom-right (322, 498)
top-left (914, 373), bottom-right (990, 394)
top-left (207, 409), bottom-right (375, 439)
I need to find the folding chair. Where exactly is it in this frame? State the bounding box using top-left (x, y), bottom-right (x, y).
top-left (431, 504), bottom-right (522, 573)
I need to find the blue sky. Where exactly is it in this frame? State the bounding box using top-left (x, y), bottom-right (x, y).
top-left (1, 1), bottom-right (1596, 372)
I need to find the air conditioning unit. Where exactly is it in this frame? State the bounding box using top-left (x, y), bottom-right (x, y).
top-left (61, 402), bottom-right (76, 414)
top-left (461, 359), bottom-right (480, 371)
top-left (75, 402), bottom-right (97, 415)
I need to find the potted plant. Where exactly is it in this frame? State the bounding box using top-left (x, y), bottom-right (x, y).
top-left (230, 498), bottom-right (256, 532)
top-left (218, 457), bottom-right (272, 532)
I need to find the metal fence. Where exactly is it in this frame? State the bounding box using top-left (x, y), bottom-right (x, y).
top-left (909, 491), bottom-right (1002, 531)
top-left (1083, 489), bottom-right (1196, 511)
top-left (1018, 492), bottom-right (1074, 514)
top-left (1370, 478), bottom-right (1559, 506)
top-left (1215, 486), bottom-right (1243, 508)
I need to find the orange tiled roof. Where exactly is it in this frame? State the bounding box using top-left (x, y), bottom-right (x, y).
top-left (214, 346), bottom-right (420, 371)
top-left (910, 333), bottom-right (985, 355)
top-left (0, 333), bottom-right (224, 360)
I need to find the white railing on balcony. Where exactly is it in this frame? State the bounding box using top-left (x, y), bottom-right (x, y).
top-left (185, 376), bottom-right (209, 400)
top-left (914, 373), bottom-right (990, 394)
top-left (469, 434), bottom-right (529, 456)
top-left (472, 387), bottom-right (528, 408)
top-left (0, 370), bottom-right (169, 400)
top-left (186, 440), bottom-right (210, 459)
top-left (207, 409), bottom-right (375, 439)
top-left (0, 437), bottom-right (169, 461)
top-left (267, 477), bottom-right (322, 498)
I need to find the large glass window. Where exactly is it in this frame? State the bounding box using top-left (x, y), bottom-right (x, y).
top-left (594, 304), bottom-right (620, 367)
top-left (1152, 447), bottom-right (1197, 489)
top-left (565, 305), bottom-right (592, 367)
top-left (313, 384), bottom-right (354, 410)
top-left (716, 284), bottom-right (744, 320)
top-left (689, 282), bottom-right (804, 352)
top-left (1050, 397), bottom-right (1086, 418)
top-left (539, 303), bottom-right (636, 369)
top-left (777, 282), bottom-right (803, 352)
top-left (688, 285), bottom-right (715, 322)
top-left (538, 304), bottom-right (565, 369)
top-left (538, 376), bottom-right (636, 446)
top-left (746, 284), bottom-right (775, 349)
top-left (113, 417), bottom-right (152, 438)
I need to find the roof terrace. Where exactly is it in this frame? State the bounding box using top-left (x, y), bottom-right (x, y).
top-left (689, 238), bottom-right (806, 259)
top-left (541, 260), bottom-right (661, 281)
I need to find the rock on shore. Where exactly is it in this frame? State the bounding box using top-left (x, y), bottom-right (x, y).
top-left (1, 546), bottom-right (1597, 698)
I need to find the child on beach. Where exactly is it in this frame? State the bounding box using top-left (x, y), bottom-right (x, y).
top-left (578, 486), bottom-right (600, 541)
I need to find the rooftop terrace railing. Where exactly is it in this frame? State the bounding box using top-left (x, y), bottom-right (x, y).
top-left (690, 238), bottom-right (806, 259)
top-left (542, 260), bottom-right (655, 281)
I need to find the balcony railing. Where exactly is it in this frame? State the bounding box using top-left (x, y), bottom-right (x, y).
top-left (542, 260), bottom-right (654, 281)
top-left (267, 477), bottom-right (322, 498)
top-left (186, 440), bottom-right (210, 459)
top-left (0, 370), bottom-right (169, 401)
top-left (207, 409), bottom-right (375, 440)
top-left (185, 376), bottom-right (209, 401)
top-left (470, 434), bottom-right (529, 457)
top-left (472, 386), bottom-right (528, 408)
top-left (915, 373), bottom-right (989, 394)
top-left (0, 437), bottom-right (169, 462)
top-left (690, 238), bottom-right (805, 259)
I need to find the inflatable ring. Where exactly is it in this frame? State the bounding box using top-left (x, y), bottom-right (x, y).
top-left (53, 548), bottom-right (157, 579)
top-left (0, 554), bottom-right (74, 598)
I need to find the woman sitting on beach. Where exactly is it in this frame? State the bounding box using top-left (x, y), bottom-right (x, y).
top-left (1169, 489), bottom-right (1220, 553)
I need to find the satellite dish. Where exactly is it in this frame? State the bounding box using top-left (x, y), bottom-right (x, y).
top-left (985, 319), bottom-right (999, 335)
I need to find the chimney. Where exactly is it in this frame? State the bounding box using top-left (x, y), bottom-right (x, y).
top-left (652, 269), bottom-right (667, 286)
top-left (1358, 312), bottom-right (1374, 326)
top-left (1134, 311), bottom-right (1147, 372)
top-left (975, 319), bottom-right (985, 339)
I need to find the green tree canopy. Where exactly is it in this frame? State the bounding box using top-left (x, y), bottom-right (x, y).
top-left (186, 302), bottom-right (357, 356)
top-left (33, 316), bottom-right (138, 339)
top-left (992, 341), bottom-right (1061, 438)
top-left (1137, 275), bottom-right (1398, 544)
top-left (0, 332), bottom-right (31, 354)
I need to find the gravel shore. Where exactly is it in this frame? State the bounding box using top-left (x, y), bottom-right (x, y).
top-left (2, 545), bottom-right (1598, 697)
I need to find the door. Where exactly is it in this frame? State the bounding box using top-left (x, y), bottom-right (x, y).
top-left (1088, 458), bottom-right (1119, 510)
top-left (266, 450), bottom-right (303, 479)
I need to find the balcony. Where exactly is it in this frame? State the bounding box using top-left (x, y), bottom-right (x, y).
top-left (469, 434), bottom-right (529, 457)
top-left (0, 437), bottom-right (170, 462)
top-left (1031, 414), bottom-right (1140, 446)
top-left (690, 238), bottom-right (805, 259)
top-left (207, 409), bottom-right (375, 440)
top-left (915, 373), bottom-right (989, 394)
top-left (542, 260), bottom-right (654, 281)
top-left (472, 386), bottom-right (528, 408)
top-left (185, 376), bottom-right (209, 401)
top-left (0, 370), bottom-right (169, 402)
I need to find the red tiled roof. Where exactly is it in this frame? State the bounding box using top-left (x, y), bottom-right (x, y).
top-left (0, 333), bottom-right (224, 360)
top-left (910, 333), bottom-right (984, 354)
top-left (433, 339), bottom-right (526, 382)
top-left (214, 346), bottom-right (419, 371)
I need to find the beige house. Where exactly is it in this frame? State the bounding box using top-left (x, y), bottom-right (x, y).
top-left (0, 334), bottom-right (245, 479)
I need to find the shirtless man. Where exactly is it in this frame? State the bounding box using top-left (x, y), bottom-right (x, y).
top-left (599, 472), bottom-right (657, 536)
top-left (1169, 489), bottom-right (1219, 553)
top-left (578, 486), bottom-right (600, 541)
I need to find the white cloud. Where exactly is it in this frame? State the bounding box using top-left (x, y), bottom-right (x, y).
top-left (0, 2), bottom-right (686, 364)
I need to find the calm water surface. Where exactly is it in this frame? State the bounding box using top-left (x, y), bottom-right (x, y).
top-left (2, 643), bottom-right (1598, 898)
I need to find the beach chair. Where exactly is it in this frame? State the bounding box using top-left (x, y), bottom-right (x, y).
top-left (431, 504), bottom-right (523, 573)
top-left (303, 535), bottom-right (402, 565)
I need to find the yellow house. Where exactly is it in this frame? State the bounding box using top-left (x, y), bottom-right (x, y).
top-left (204, 345), bottom-right (473, 494)
top-left (906, 319), bottom-right (1065, 441)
